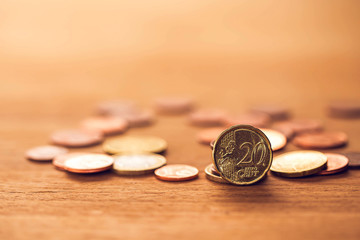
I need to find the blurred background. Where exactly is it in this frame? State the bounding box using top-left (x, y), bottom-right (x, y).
top-left (0, 0), bottom-right (359, 117)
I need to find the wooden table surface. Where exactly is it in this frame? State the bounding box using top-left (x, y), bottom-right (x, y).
top-left (1, 1), bottom-right (360, 239)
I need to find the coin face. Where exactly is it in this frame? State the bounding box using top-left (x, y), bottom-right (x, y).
top-left (213, 125), bottom-right (273, 185)
top-left (103, 136), bottom-right (167, 154)
top-left (293, 131), bottom-right (348, 149)
top-left (64, 153), bottom-right (114, 173)
top-left (260, 128), bottom-right (287, 151)
top-left (25, 145), bottom-right (68, 161)
top-left (113, 154), bottom-right (166, 175)
top-left (154, 164), bottom-right (199, 182)
top-left (270, 150), bottom-right (327, 177)
top-left (317, 153), bottom-right (349, 175)
top-left (52, 152), bottom-right (87, 170)
top-left (51, 129), bottom-right (104, 147)
top-left (81, 116), bottom-right (128, 135)
top-left (204, 164), bottom-right (229, 184)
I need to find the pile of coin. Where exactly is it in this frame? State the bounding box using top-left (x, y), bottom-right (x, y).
top-left (25, 98), bottom-right (359, 185)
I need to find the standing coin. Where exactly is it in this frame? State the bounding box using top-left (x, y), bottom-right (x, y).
top-left (81, 116), bottom-right (128, 135)
top-left (270, 150), bottom-right (327, 177)
top-left (64, 153), bottom-right (114, 174)
top-left (204, 164), bottom-right (229, 184)
top-left (25, 145), bottom-right (68, 161)
top-left (113, 154), bottom-right (166, 175)
top-left (260, 128), bottom-right (287, 151)
top-left (292, 131), bottom-right (348, 149)
top-left (213, 125), bottom-right (273, 185)
top-left (342, 152), bottom-right (360, 168)
top-left (103, 136), bottom-right (167, 154)
top-left (197, 128), bottom-right (225, 145)
top-left (52, 152), bottom-right (87, 170)
top-left (155, 164), bottom-right (199, 182)
top-left (317, 153), bottom-right (349, 175)
top-left (51, 129), bottom-right (104, 147)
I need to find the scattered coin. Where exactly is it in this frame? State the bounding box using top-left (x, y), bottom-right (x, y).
top-left (204, 164), bottom-right (229, 184)
top-left (197, 128), bottom-right (225, 145)
top-left (154, 97), bottom-right (194, 114)
top-left (328, 101), bottom-right (360, 118)
top-left (293, 131), bottom-right (348, 149)
top-left (270, 150), bottom-right (327, 177)
top-left (96, 99), bottom-right (137, 116)
top-left (342, 152), bottom-right (360, 168)
top-left (52, 152), bottom-right (87, 170)
top-left (274, 119), bottom-right (323, 135)
top-left (250, 104), bottom-right (290, 120)
top-left (223, 112), bottom-right (271, 128)
top-left (51, 129), bottom-right (104, 147)
top-left (188, 109), bottom-right (227, 126)
top-left (213, 125), bottom-right (273, 185)
top-left (103, 136), bottom-right (167, 154)
top-left (260, 128), bottom-right (287, 151)
top-left (155, 164), bottom-right (199, 182)
top-left (81, 116), bottom-right (128, 135)
top-left (122, 110), bottom-right (155, 127)
top-left (64, 153), bottom-right (114, 174)
top-left (272, 123), bottom-right (295, 139)
top-left (113, 153), bottom-right (166, 175)
top-left (25, 145), bottom-right (68, 161)
top-left (317, 153), bottom-right (349, 175)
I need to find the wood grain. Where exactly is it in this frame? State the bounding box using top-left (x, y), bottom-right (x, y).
top-left (0, 1), bottom-right (360, 239)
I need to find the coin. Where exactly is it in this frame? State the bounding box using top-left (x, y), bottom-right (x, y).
top-left (223, 112), bottom-right (270, 128)
top-left (113, 153), bottom-right (166, 175)
top-left (270, 150), bottom-right (327, 177)
top-left (213, 125), bottom-right (273, 185)
top-left (342, 152), bottom-right (360, 168)
top-left (274, 119), bottom-right (323, 135)
top-left (210, 164), bottom-right (220, 175)
top-left (25, 145), bottom-right (68, 161)
top-left (81, 116), bottom-right (128, 135)
top-left (155, 164), bottom-right (199, 182)
top-left (328, 101), bottom-right (360, 118)
top-left (292, 131), bottom-right (348, 149)
top-left (154, 97), bottom-right (194, 114)
top-left (103, 136), bottom-right (167, 154)
top-left (96, 99), bottom-right (137, 116)
top-left (317, 153), bottom-right (349, 175)
top-left (64, 153), bottom-right (114, 174)
top-left (51, 129), bottom-right (104, 147)
top-left (52, 152), bottom-right (87, 170)
top-left (260, 128), bottom-right (287, 151)
top-left (250, 104), bottom-right (290, 120)
top-left (122, 110), bottom-right (155, 127)
top-left (197, 128), bottom-right (225, 145)
top-left (188, 109), bottom-right (227, 127)
top-left (204, 164), bottom-right (229, 184)
top-left (272, 123), bottom-right (295, 139)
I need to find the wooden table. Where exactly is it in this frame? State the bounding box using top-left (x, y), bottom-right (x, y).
top-left (1, 1), bottom-right (360, 239)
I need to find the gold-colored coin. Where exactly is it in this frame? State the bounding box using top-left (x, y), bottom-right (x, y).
top-left (103, 136), bottom-right (167, 154)
top-left (212, 125), bottom-right (273, 185)
top-left (113, 153), bottom-right (166, 175)
top-left (270, 150), bottom-right (327, 177)
top-left (204, 164), bottom-right (229, 184)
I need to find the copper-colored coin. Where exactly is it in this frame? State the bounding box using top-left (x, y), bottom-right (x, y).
top-left (154, 97), bottom-right (194, 114)
top-left (188, 109), bottom-right (227, 127)
top-left (210, 140), bottom-right (215, 149)
top-left (52, 152), bottom-right (87, 170)
top-left (96, 99), bottom-right (137, 116)
top-left (272, 123), bottom-right (295, 139)
top-left (270, 150), bottom-right (327, 177)
top-left (25, 145), bottom-right (68, 161)
top-left (64, 153), bottom-right (114, 174)
top-left (123, 110), bottom-right (155, 127)
top-left (317, 153), bottom-right (349, 175)
top-left (154, 164), bottom-right (199, 182)
top-left (51, 129), bottom-right (104, 147)
top-left (250, 104), bottom-right (290, 120)
top-left (213, 125), bottom-right (273, 185)
top-left (81, 116), bottom-right (128, 135)
top-left (274, 119), bottom-right (323, 135)
top-left (197, 128), bottom-right (225, 145)
top-left (223, 112), bottom-right (271, 128)
top-left (328, 101), bottom-right (360, 118)
top-left (204, 164), bottom-right (229, 184)
top-left (293, 131), bottom-right (348, 149)
top-left (260, 128), bottom-right (287, 151)
top-left (342, 152), bottom-right (360, 168)
top-left (210, 164), bottom-right (220, 176)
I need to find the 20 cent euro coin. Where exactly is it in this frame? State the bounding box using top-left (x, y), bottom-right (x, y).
top-left (212, 125), bottom-right (273, 185)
